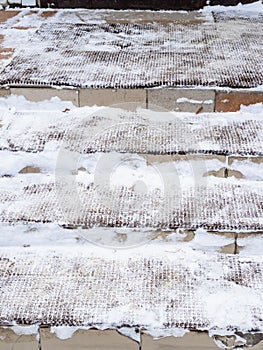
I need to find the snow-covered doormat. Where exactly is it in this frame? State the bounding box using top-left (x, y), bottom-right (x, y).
top-left (0, 177), bottom-right (262, 231)
top-left (1, 106), bottom-right (263, 155)
top-left (0, 246), bottom-right (262, 334)
top-left (0, 15), bottom-right (262, 88)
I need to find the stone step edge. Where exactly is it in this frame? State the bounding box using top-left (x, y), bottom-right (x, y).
top-left (0, 326), bottom-right (262, 350)
top-left (1, 86), bottom-right (263, 112)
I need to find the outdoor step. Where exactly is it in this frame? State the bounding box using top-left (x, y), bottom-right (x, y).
top-left (0, 15), bottom-right (262, 89)
top-left (0, 247), bottom-right (262, 334)
top-left (0, 222), bottom-right (239, 253)
top-left (0, 178), bottom-right (262, 231)
top-left (0, 107), bottom-right (262, 156)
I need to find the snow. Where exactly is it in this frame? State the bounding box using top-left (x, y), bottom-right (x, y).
top-left (50, 326), bottom-right (91, 340)
top-left (203, 285), bottom-right (263, 330)
top-left (230, 159), bottom-right (263, 181)
top-left (117, 327), bottom-right (140, 343)
top-left (203, 0), bottom-right (263, 13)
top-left (238, 235), bottom-right (263, 255)
top-left (10, 324), bottom-right (39, 335)
top-left (21, 0), bottom-right (36, 5)
top-left (176, 97), bottom-right (214, 105)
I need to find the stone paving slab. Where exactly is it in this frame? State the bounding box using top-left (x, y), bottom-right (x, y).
top-left (0, 14), bottom-right (262, 89)
top-left (40, 329), bottom-right (138, 350)
top-left (142, 332), bottom-right (263, 349)
top-left (0, 179), bottom-right (262, 231)
top-left (0, 327), bottom-right (37, 350)
top-left (141, 333), bottom-right (218, 349)
top-left (215, 91), bottom-right (263, 112)
top-left (10, 87), bottom-right (79, 106)
top-left (0, 247), bottom-right (262, 332)
top-left (147, 89), bottom-right (215, 113)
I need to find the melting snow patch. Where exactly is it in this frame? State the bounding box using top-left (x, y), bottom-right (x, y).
top-left (176, 97), bottom-right (214, 104)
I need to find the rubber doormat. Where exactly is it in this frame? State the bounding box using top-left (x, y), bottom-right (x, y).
top-left (0, 180), bottom-right (262, 231)
top-left (0, 248), bottom-right (262, 330)
top-left (1, 111), bottom-right (263, 156)
top-left (0, 19), bottom-right (262, 88)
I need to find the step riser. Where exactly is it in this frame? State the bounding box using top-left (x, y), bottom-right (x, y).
top-left (1, 327), bottom-right (262, 350)
top-left (1, 88), bottom-right (262, 113)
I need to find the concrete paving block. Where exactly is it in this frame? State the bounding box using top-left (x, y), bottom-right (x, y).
top-left (228, 156), bottom-right (263, 165)
top-left (144, 230), bottom-right (236, 253)
top-left (79, 88), bottom-right (147, 109)
top-left (141, 331), bottom-right (219, 349)
top-left (215, 91), bottom-right (263, 112)
top-left (0, 11), bottom-right (19, 23)
top-left (10, 87), bottom-right (79, 106)
top-left (0, 327), bottom-right (38, 350)
top-left (40, 328), bottom-right (139, 350)
top-left (142, 154), bottom-right (226, 164)
top-left (105, 10), bottom-right (206, 25)
top-left (227, 169), bottom-right (244, 179)
top-left (0, 88), bottom-right (10, 97)
top-left (203, 167), bottom-right (227, 178)
top-left (147, 89), bottom-right (215, 113)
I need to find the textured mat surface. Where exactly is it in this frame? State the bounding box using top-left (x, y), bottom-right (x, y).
top-left (0, 179), bottom-right (262, 231)
top-left (0, 247), bottom-right (262, 331)
top-left (1, 109), bottom-right (263, 156)
top-left (0, 15), bottom-right (262, 88)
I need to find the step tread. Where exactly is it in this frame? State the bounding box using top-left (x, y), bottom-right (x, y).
top-left (0, 18), bottom-right (262, 88)
top-left (0, 178), bottom-right (262, 231)
top-left (1, 108), bottom-right (263, 155)
top-left (0, 247), bottom-right (262, 331)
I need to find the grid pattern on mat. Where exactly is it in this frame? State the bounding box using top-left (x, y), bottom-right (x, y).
top-left (0, 180), bottom-right (262, 231)
top-left (1, 111), bottom-right (263, 156)
top-left (0, 17), bottom-right (262, 88)
top-left (0, 248), bottom-right (262, 330)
